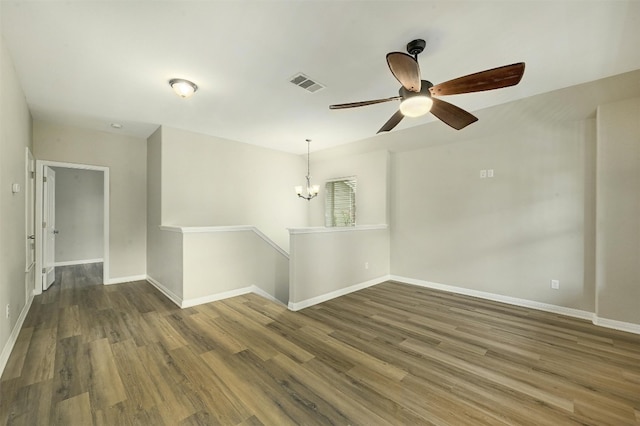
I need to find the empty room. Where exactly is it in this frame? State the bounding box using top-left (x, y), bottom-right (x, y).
top-left (1, 1), bottom-right (639, 425)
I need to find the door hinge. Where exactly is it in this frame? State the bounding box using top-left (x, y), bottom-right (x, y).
top-left (42, 221), bottom-right (47, 228)
top-left (43, 176), bottom-right (47, 183)
top-left (30, 171), bottom-right (35, 179)
top-left (42, 268), bottom-right (46, 274)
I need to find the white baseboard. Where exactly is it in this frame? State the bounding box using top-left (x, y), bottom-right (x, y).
top-left (251, 286), bottom-right (287, 307)
top-left (54, 258), bottom-right (103, 267)
top-left (593, 316), bottom-right (640, 335)
top-left (143, 273), bottom-right (640, 336)
top-left (390, 275), bottom-right (594, 320)
top-left (182, 286), bottom-right (254, 308)
top-left (0, 290), bottom-right (34, 377)
top-left (390, 275), bottom-right (640, 335)
top-left (146, 275), bottom-right (183, 308)
top-left (146, 275), bottom-right (286, 309)
top-left (288, 275), bottom-right (391, 311)
top-left (104, 274), bottom-right (147, 285)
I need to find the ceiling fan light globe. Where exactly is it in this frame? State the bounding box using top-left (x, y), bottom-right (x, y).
top-left (399, 96), bottom-right (433, 117)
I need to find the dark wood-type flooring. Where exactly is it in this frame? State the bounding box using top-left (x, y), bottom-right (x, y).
top-left (1, 263), bottom-right (639, 425)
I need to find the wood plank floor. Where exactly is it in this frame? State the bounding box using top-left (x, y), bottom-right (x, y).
top-left (1, 263), bottom-right (639, 425)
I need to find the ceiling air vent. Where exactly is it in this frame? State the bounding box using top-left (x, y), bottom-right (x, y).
top-left (289, 73), bottom-right (325, 93)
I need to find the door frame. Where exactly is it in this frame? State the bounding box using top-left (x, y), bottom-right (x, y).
top-left (34, 160), bottom-right (110, 295)
top-left (25, 148), bottom-right (35, 301)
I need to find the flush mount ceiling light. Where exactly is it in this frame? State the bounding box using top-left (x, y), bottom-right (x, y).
top-left (169, 78), bottom-right (198, 98)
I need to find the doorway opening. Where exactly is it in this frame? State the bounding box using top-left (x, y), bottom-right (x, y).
top-left (34, 160), bottom-right (109, 295)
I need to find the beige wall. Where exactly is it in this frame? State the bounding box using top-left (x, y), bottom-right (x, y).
top-left (309, 150), bottom-right (390, 227)
top-left (146, 128), bottom-right (183, 299)
top-left (160, 126), bottom-right (307, 252)
top-left (182, 229), bottom-right (289, 304)
top-left (596, 97), bottom-right (640, 325)
top-left (0, 36), bottom-right (33, 365)
top-left (33, 121), bottom-right (147, 280)
top-left (391, 119), bottom-right (596, 312)
top-left (147, 126), bottom-right (295, 305)
top-left (289, 227), bottom-right (390, 306)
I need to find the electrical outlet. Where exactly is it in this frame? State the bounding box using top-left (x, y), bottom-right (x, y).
top-left (365, 262), bottom-right (369, 270)
top-left (551, 279), bottom-right (560, 290)
top-left (487, 169), bottom-right (494, 178)
top-left (480, 170), bottom-right (487, 179)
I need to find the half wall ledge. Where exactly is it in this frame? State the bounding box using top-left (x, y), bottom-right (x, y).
top-left (160, 225), bottom-right (289, 258)
top-left (288, 224), bottom-right (388, 235)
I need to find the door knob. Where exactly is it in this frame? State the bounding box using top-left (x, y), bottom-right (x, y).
top-left (28, 235), bottom-right (35, 240)
top-left (53, 230), bottom-right (59, 234)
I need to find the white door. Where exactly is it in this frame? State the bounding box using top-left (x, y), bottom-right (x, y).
top-left (42, 166), bottom-right (56, 290)
top-left (26, 149), bottom-right (35, 270)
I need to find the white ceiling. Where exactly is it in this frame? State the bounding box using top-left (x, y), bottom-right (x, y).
top-left (2, 1), bottom-right (639, 154)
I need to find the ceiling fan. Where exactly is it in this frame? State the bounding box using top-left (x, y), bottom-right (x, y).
top-left (329, 39), bottom-right (525, 133)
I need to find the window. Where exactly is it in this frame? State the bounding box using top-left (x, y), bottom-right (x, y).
top-left (325, 177), bottom-right (356, 227)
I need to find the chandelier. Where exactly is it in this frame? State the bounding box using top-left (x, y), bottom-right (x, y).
top-left (295, 139), bottom-right (319, 200)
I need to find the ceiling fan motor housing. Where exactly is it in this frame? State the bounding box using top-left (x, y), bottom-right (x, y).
top-left (399, 80), bottom-right (433, 99)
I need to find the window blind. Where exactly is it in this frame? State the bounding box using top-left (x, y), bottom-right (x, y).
top-left (325, 178), bottom-right (356, 227)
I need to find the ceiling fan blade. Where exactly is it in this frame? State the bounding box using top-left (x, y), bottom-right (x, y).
top-left (377, 110), bottom-right (404, 134)
top-left (430, 98), bottom-right (478, 130)
top-left (430, 62), bottom-right (525, 96)
top-left (386, 52), bottom-right (421, 92)
top-left (330, 96), bottom-right (401, 110)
